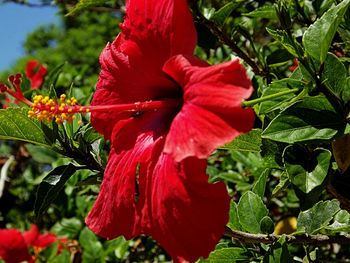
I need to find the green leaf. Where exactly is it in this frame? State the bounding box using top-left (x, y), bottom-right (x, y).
top-left (211, 2), bottom-right (238, 25)
top-left (39, 242), bottom-right (59, 262)
top-left (303, 0), bottom-right (350, 62)
top-left (342, 77), bottom-right (350, 102)
top-left (326, 210), bottom-right (350, 232)
top-left (271, 172), bottom-right (290, 197)
top-left (35, 164), bottom-right (78, 218)
top-left (259, 79), bottom-right (305, 114)
top-left (252, 168), bottom-right (270, 198)
top-left (260, 216), bottom-right (274, 234)
top-left (243, 5), bottom-right (277, 19)
top-left (266, 28), bottom-right (303, 57)
top-left (262, 96), bottom-right (346, 143)
top-left (283, 146), bottom-right (331, 194)
top-left (0, 107), bottom-right (52, 147)
top-left (66, 0), bottom-right (109, 16)
top-left (297, 199), bottom-right (340, 234)
top-left (50, 249), bottom-right (71, 263)
top-left (322, 53), bottom-right (347, 98)
top-left (262, 236), bottom-right (293, 263)
top-left (237, 191), bottom-right (268, 234)
top-left (79, 227), bottom-right (105, 263)
top-left (220, 129), bottom-right (262, 152)
top-left (227, 201), bottom-right (242, 230)
top-left (207, 247), bottom-right (250, 262)
top-left (25, 144), bottom-right (58, 164)
top-left (51, 217), bottom-right (83, 239)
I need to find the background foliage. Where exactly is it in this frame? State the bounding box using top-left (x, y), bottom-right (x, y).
top-left (1, 0), bottom-right (350, 262)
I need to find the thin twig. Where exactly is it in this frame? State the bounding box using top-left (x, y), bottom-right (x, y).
top-left (224, 227), bottom-right (350, 245)
top-left (327, 184), bottom-right (350, 214)
top-left (192, 4), bottom-right (267, 76)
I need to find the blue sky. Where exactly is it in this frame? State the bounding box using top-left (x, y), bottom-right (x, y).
top-left (0, 1), bottom-right (59, 71)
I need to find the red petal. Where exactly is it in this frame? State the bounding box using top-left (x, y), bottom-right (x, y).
top-left (91, 0), bottom-right (196, 137)
top-left (0, 229), bottom-right (31, 263)
top-left (140, 152), bottom-right (230, 263)
top-left (86, 109), bottom-right (173, 239)
top-left (25, 60), bottom-right (39, 78)
top-left (163, 55), bottom-right (255, 162)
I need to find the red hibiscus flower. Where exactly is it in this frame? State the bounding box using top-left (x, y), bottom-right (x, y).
top-left (0, 229), bottom-right (31, 263)
top-left (0, 225), bottom-right (67, 263)
top-left (25, 60), bottom-right (48, 90)
top-left (84, 0), bottom-right (255, 262)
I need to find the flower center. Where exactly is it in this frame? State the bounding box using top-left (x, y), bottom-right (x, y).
top-left (1, 74), bottom-right (182, 124)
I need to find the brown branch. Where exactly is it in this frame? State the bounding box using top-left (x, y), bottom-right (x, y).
top-left (224, 227), bottom-right (350, 245)
top-left (327, 184), bottom-right (350, 214)
top-left (192, 4), bottom-right (267, 76)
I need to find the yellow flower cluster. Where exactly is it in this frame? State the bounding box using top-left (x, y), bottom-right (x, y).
top-left (27, 94), bottom-right (86, 124)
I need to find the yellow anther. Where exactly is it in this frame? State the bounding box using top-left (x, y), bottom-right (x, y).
top-left (79, 107), bottom-right (84, 111)
top-left (28, 111), bottom-right (34, 115)
top-left (85, 108), bottom-right (90, 113)
top-left (68, 108), bottom-right (73, 113)
top-left (59, 107), bottom-right (64, 111)
top-left (67, 99), bottom-right (71, 104)
top-left (42, 111), bottom-right (48, 115)
top-left (72, 115), bottom-right (76, 120)
top-left (60, 103), bottom-right (65, 107)
top-left (60, 94), bottom-right (66, 100)
top-left (78, 120), bottom-right (82, 125)
top-left (50, 107), bottom-right (55, 111)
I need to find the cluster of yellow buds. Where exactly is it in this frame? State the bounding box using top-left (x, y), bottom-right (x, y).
top-left (27, 94), bottom-right (89, 124)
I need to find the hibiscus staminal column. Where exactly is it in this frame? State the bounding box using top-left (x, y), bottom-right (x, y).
top-left (1, 76), bottom-right (182, 125)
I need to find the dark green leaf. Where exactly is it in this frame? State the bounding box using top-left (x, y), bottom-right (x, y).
top-left (259, 79), bottom-right (305, 114)
top-left (327, 210), bottom-right (350, 232)
top-left (207, 247), bottom-right (250, 262)
top-left (237, 191), bottom-right (268, 233)
top-left (35, 164), bottom-right (77, 218)
top-left (272, 172), bottom-right (290, 197)
top-left (297, 199), bottom-right (340, 234)
top-left (263, 236), bottom-right (293, 263)
top-left (262, 96), bottom-right (346, 143)
top-left (322, 53), bottom-right (347, 98)
top-left (221, 129), bottom-right (262, 152)
top-left (266, 49), bottom-right (294, 66)
top-left (342, 77), bottom-right (350, 102)
top-left (260, 216), bottom-right (274, 234)
top-left (39, 242), bottom-right (58, 261)
top-left (211, 2), bottom-right (238, 25)
top-left (50, 249), bottom-right (71, 263)
top-left (303, 0), bottom-right (350, 62)
top-left (283, 146), bottom-right (331, 193)
top-left (0, 107), bottom-right (52, 147)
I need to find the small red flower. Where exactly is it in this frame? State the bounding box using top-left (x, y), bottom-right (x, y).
top-left (85, 0), bottom-right (255, 262)
top-left (0, 225), bottom-right (67, 263)
top-left (25, 60), bottom-right (48, 90)
top-left (0, 229), bottom-right (31, 263)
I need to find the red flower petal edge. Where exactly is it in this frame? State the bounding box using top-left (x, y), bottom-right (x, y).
top-left (0, 229), bottom-right (31, 263)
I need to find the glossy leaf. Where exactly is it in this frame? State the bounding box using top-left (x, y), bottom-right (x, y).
top-left (297, 199), bottom-right (340, 234)
top-left (35, 164), bottom-right (78, 218)
top-left (283, 146), bottom-right (331, 193)
top-left (51, 217), bottom-right (83, 239)
top-left (25, 144), bottom-right (59, 164)
top-left (0, 107), bottom-right (52, 147)
top-left (326, 210), bottom-right (350, 232)
top-left (243, 5), bottom-right (277, 19)
top-left (266, 28), bottom-right (303, 57)
top-left (262, 96), bottom-right (346, 143)
top-left (303, 0), bottom-right (350, 62)
top-left (260, 216), bottom-right (274, 234)
top-left (237, 191), bottom-right (268, 234)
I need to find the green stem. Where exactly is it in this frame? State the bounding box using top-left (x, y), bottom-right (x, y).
top-left (242, 88), bottom-right (300, 108)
